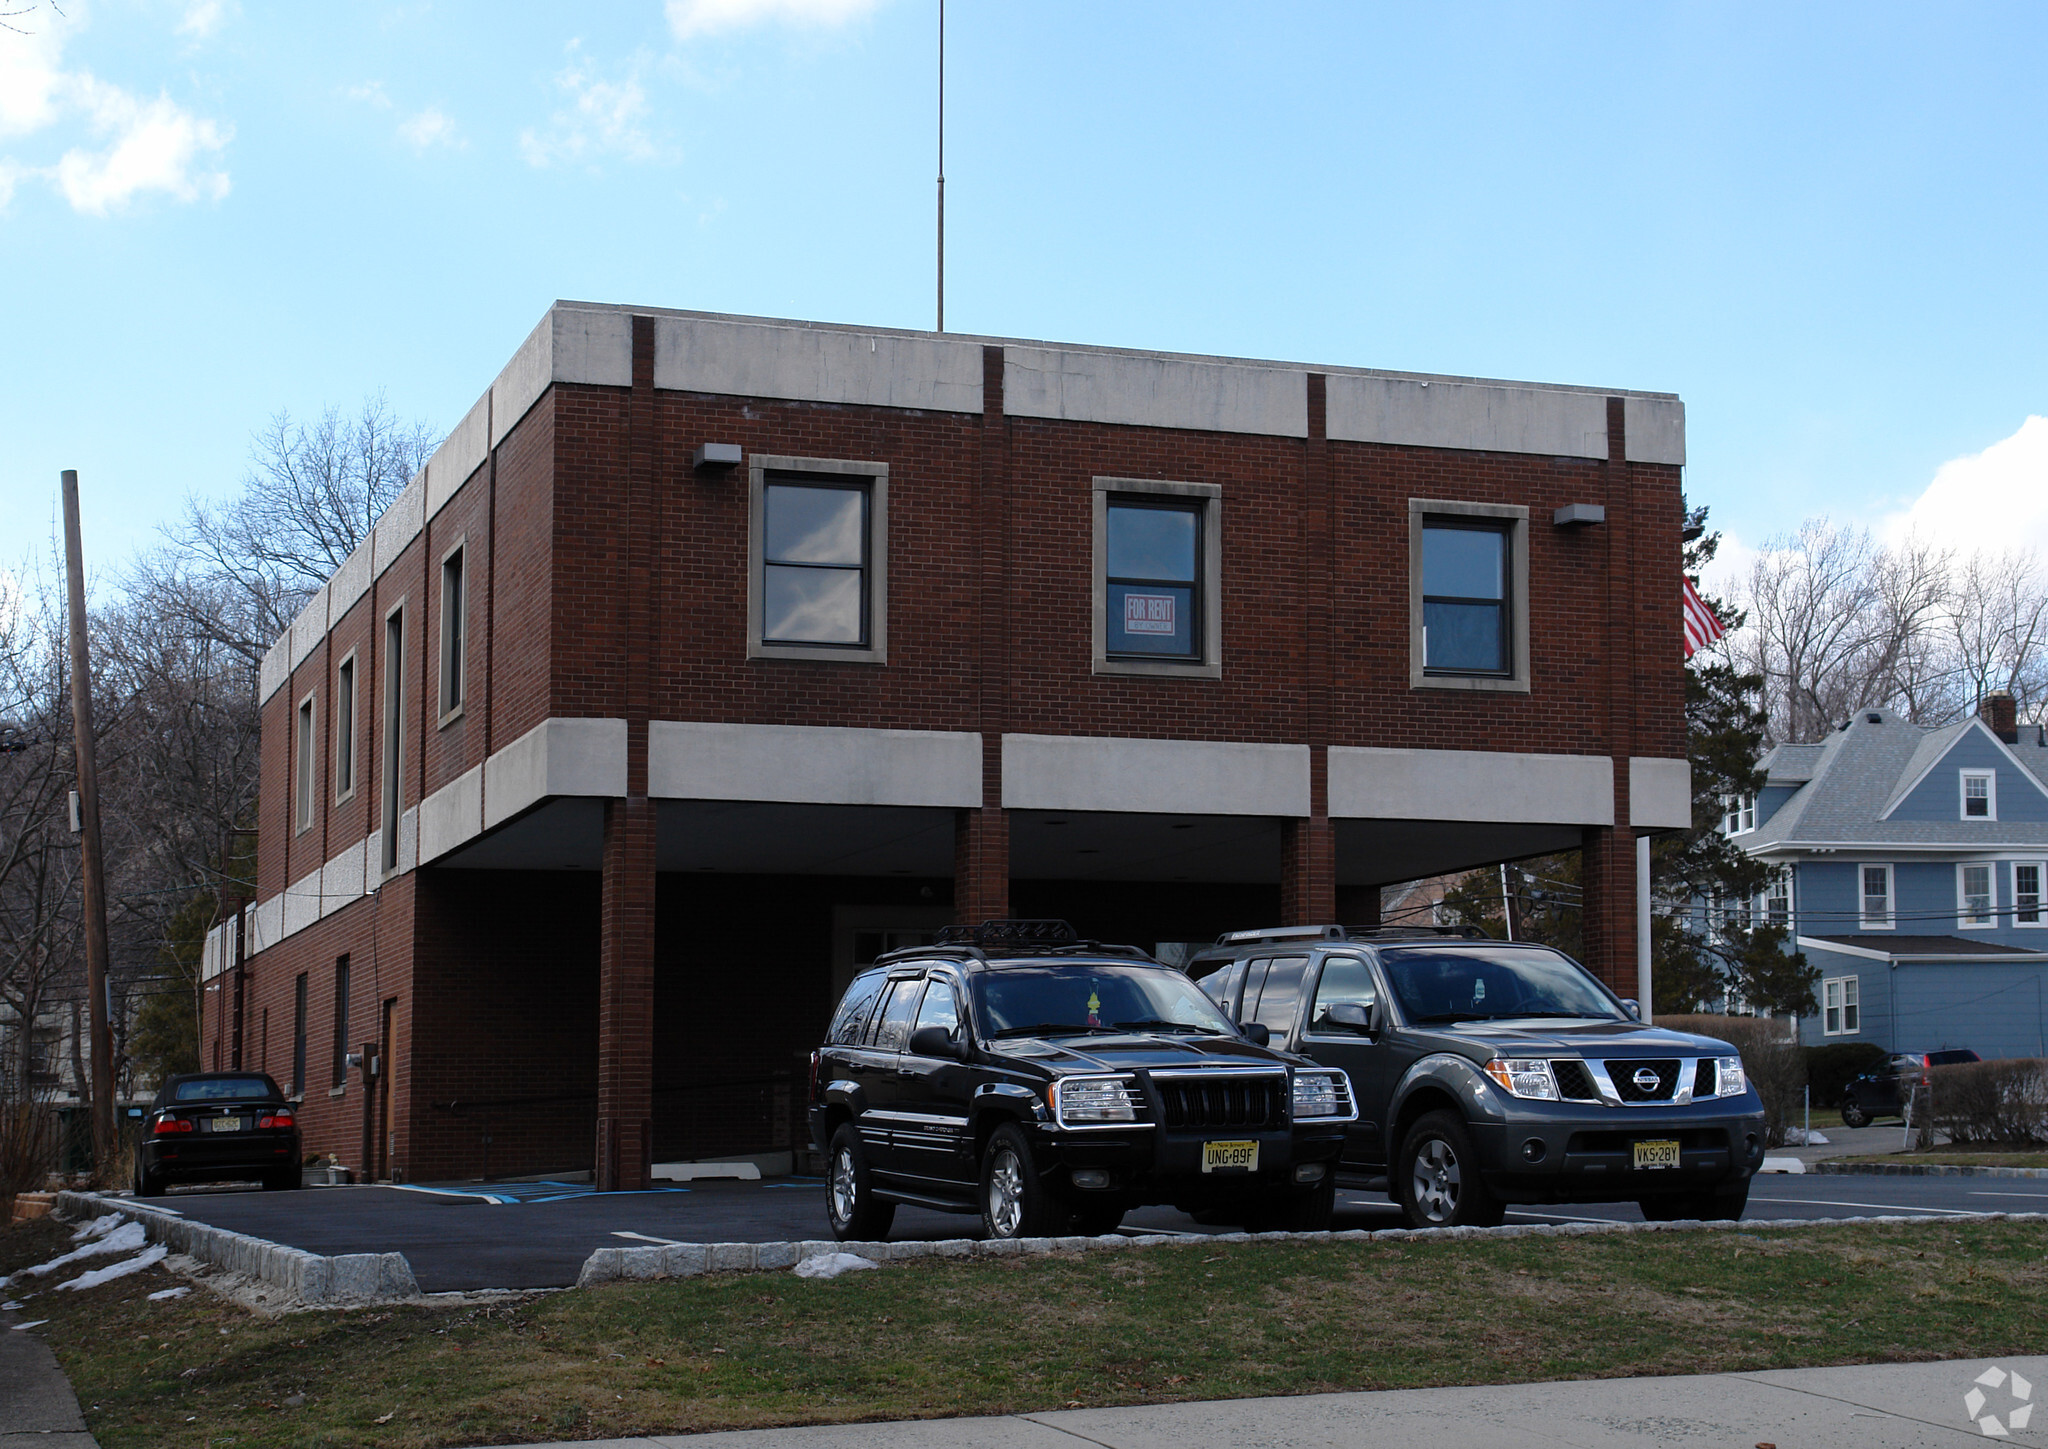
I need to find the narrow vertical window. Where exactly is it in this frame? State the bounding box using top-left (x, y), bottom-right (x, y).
top-left (1764, 874), bottom-right (1792, 929)
top-left (439, 543), bottom-right (466, 719)
top-left (1961, 770), bottom-right (1995, 820)
top-left (1961, 863), bottom-right (1994, 926)
top-left (334, 654), bottom-right (356, 800)
top-left (1859, 865), bottom-right (1892, 928)
top-left (381, 606), bottom-right (405, 873)
top-left (1841, 976), bottom-right (1860, 1033)
top-left (1104, 498), bottom-right (1202, 660)
top-left (762, 481), bottom-right (869, 646)
top-left (2017, 862), bottom-right (2043, 926)
top-left (295, 693), bottom-right (316, 834)
top-left (331, 955), bottom-right (351, 1090)
top-left (291, 972), bottom-right (308, 1097)
top-left (1421, 521), bottom-right (1512, 676)
top-left (1822, 979), bottom-right (1842, 1036)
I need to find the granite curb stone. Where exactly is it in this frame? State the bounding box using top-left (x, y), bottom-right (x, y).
top-left (1815, 1159), bottom-right (2048, 1179)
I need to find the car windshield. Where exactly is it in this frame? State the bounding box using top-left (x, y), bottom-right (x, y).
top-left (172, 1077), bottom-right (276, 1102)
top-left (977, 965), bottom-right (1238, 1038)
top-left (1379, 946), bottom-right (1621, 1024)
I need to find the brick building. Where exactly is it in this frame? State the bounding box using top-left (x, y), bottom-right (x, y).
top-left (199, 301), bottom-right (1691, 1188)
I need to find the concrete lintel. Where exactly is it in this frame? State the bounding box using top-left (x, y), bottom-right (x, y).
top-left (1330, 747), bottom-right (1614, 826)
top-left (319, 837), bottom-right (367, 918)
top-left (372, 469), bottom-right (426, 581)
top-left (288, 582), bottom-right (329, 673)
top-left (282, 864), bottom-right (323, 938)
top-left (1624, 395), bottom-right (1686, 465)
top-left (1002, 734), bottom-right (1311, 817)
top-left (654, 313), bottom-right (983, 413)
top-left (258, 635), bottom-right (290, 705)
top-left (1328, 373), bottom-right (1609, 459)
top-left (1005, 345), bottom-right (1309, 438)
top-left (419, 766), bottom-right (483, 864)
top-left (1629, 757), bottom-right (1693, 829)
top-left (649, 721), bottom-right (982, 808)
top-left (483, 716), bottom-right (629, 829)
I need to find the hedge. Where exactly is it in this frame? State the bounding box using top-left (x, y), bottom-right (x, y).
top-left (1657, 1014), bottom-right (1804, 1147)
top-left (1926, 1058), bottom-right (2048, 1147)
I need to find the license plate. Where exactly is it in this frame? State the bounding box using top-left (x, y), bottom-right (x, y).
top-left (1633, 1138), bottom-right (1679, 1170)
top-left (1202, 1140), bottom-right (1258, 1173)
top-left (209, 1117), bottom-right (244, 1133)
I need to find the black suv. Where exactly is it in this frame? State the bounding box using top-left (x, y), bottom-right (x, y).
top-left (1187, 925), bottom-right (1767, 1227)
top-left (1839, 1049), bottom-right (1981, 1127)
top-left (808, 920), bottom-right (1357, 1241)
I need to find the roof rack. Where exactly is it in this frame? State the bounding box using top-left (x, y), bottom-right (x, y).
top-left (873, 919), bottom-right (1158, 966)
top-left (1212, 923), bottom-right (1494, 945)
top-left (937, 919), bottom-right (1079, 948)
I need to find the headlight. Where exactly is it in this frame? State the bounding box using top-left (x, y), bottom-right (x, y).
top-left (1715, 1055), bottom-right (1747, 1097)
top-left (1482, 1057), bottom-right (1560, 1101)
top-left (1052, 1076), bottom-right (1137, 1126)
top-left (1291, 1071), bottom-right (1349, 1119)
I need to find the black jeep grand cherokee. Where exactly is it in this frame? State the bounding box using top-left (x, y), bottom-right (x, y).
top-left (808, 921), bottom-right (1357, 1241)
top-left (1190, 926), bottom-right (1768, 1227)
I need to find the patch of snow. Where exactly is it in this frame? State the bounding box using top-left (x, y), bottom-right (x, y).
top-left (1781, 1127), bottom-right (1831, 1146)
top-left (71, 1213), bottom-right (125, 1241)
top-left (10, 1319), bottom-right (50, 1331)
top-left (793, 1252), bottom-right (879, 1279)
top-left (55, 1245), bottom-right (168, 1292)
top-left (11, 1220), bottom-right (147, 1283)
top-left (1760, 1156), bottom-right (1807, 1174)
top-left (147, 1285), bottom-right (191, 1302)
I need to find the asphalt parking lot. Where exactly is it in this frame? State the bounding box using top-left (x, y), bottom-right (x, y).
top-left (109, 1170), bottom-right (2048, 1294)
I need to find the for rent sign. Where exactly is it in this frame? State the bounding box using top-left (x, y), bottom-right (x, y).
top-left (1123, 593), bottom-right (1176, 635)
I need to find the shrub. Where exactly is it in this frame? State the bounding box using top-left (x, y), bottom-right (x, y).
top-left (1804, 1042), bottom-right (1891, 1107)
top-left (1926, 1059), bottom-right (2048, 1147)
top-left (1657, 1014), bottom-right (1806, 1146)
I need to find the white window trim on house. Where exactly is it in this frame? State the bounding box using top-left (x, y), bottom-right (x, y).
top-left (1091, 476), bottom-right (1223, 679)
top-left (1407, 498), bottom-right (1531, 694)
top-left (1724, 793), bottom-right (1757, 835)
top-left (294, 688), bottom-right (317, 836)
top-left (1763, 872), bottom-right (1793, 930)
top-left (1858, 862), bottom-right (1894, 930)
top-left (746, 454), bottom-right (890, 665)
top-left (2015, 858), bottom-right (2047, 928)
top-left (1821, 975), bottom-right (1861, 1036)
top-left (1960, 768), bottom-right (1997, 821)
top-left (1958, 860), bottom-right (1997, 929)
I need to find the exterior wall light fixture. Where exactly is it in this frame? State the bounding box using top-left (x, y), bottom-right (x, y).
top-left (692, 443), bottom-right (742, 474)
top-left (1553, 503), bottom-right (1605, 527)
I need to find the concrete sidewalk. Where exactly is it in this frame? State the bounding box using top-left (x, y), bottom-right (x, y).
top-left (470, 1356), bottom-right (2048, 1448)
top-left (0, 1307), bottom-right (97, 1449)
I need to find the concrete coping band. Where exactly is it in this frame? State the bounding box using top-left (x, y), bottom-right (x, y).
top-left (59, 1192), bottom-right (2045, 1304)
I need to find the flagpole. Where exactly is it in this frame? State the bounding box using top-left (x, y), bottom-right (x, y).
top-left (936, 0), bottom-right (945, 332)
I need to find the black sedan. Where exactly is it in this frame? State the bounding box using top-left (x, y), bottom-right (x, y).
top-left (134, 1072), bottom-right (302, 1195)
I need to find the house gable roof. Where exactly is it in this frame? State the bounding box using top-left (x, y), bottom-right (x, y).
top-left (1879, 717), bottom-right (2048, 822)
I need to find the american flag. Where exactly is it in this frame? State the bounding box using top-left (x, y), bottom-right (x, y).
top-left (1683, 576), bottom-right (1727, 658)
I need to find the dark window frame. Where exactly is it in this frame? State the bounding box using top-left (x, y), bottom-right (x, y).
top-left (1103, 494), bottom-right (1205, 663)
top-left (291, 972), bottom-right (308, 1098)
top-left (331, 955), bottom-right (351, 1093)
top-left (438, 539), bottom-right (467, 724)
top-left (747, 454), bottom-right (890, 665)
top-left (1419, 516), bottom-right (1515, 679)
top-left (334, 650), bottom-right (357, 803)
top-left (1091, 475), bottom-right (1223, 679)
top-left (1406, 498), bottom-right (1530, 694)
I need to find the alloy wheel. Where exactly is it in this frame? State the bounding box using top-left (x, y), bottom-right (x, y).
top-left (1412, 1137), bottom-right (1461, 1224)
top-left (829, 1146), bottom-right (859, 1228)
top-left (986, 1146), bottom-right (1025, 1237)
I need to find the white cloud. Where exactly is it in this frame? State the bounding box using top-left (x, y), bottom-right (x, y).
top-left (520, 46), bottom-right (663, 168)
top-left (398, 106), bottom-right (462, 151)
top-left (666, 0), bottom-right (882, 38)
top-left (1882, 416), bottom-right (2048, 561)
top-left (52, 75), bottom-right (231, 214)
top-left (177, 0), bottom-right (232, 41)
top-left (1697, 528), bottom-right (1757, 604)
top-left (0, 3), bottom-right (232, 213)
top-left (344, 81), bottom-right (393, 110)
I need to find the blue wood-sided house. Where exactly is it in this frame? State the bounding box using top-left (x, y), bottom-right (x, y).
top-left (1733, 696), bottom-right (2048, 1058)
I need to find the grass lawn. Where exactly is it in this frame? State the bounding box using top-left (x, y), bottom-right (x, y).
top-left (1834, 1151), bottom-right (2048, 1169)
top-left (7, 1214), bottom-right (2048, 1449)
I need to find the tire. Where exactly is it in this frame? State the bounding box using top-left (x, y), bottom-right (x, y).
top-left (825, 1124), bottom-right (896, 1241)
top-left (1839, 1097), bottom-right (1870, 1129)
top-left (263, 1167), bottom-right (301, 1192)
top-left (980, 1123), bottom-right (1070, 1240)
top-left (1396, 1110), bottom-right (1506, 1229)
top-left (1069, 1203), bottom-right (1126, 1236)
top-left (1242, 1176), bottom-right (1336, 1233)
top-left (1639, 1180), bottom-right (1749, 1222)
top-left (134, 1153), bottom-right (164, 1199)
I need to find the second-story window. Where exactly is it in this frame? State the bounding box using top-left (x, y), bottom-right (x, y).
top-left (295, 691), bottom-right (316, 834)
top-left (748, 456), bottom-right (889, 664)
top-left (439, 542), bottom-right (466, 721)
top-left (1960, 863), bottom-right (1995, 927)
top-left (1421, 521), bottom-right (1511, 676)
top-left (1105, 498), bottom-right (1202, 660)
top-left (1724, 794), bottom-right (1756, 834)
top-left (1961, 769), bottom-right (1995, 820)
top-left (1859, 864), bottom-right (1892, 929)
top-left (381, 604), bottom-right (405, 874)
top-left (334, 652), bottom-right (356, 802)
top-left (2017, 861), bottom-right (2045, 926)
top-left (1764, 874), bottom-right (1792, 929)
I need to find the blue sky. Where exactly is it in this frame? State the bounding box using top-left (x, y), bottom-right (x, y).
top-left (4, 0), bottom-right (2046, 590)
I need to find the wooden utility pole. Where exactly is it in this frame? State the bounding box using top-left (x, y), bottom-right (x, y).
top-left (61, 470), bottom-right (116, 1178)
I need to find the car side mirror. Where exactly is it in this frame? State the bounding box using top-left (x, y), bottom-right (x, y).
top-left (1239, 1022), bottom-right (1271, 1048)
top-left (1621, 998), bottom-right (1642, 1021)
top-left (908, 1025), bottom-right (964, 1060)
top-left (1325, 1001), bottom-right (1377, 1036)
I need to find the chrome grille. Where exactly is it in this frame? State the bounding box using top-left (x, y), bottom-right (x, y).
top-left (1605, 1059), bottom-right (1681, 1103)
top-left (1153, 1074), bottom-right (1286, 1129)
top-left (1552, 1059), bottom-right (1601, 1101)
top-left (1692, 1058), bottom-right (1717, 1098)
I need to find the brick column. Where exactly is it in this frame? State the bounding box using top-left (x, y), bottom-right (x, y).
top-left (1582, 396), bottom-right (1638, 995)
top-left (1281, 748), bottom-right (1335, 924)
top-left (596, 316), bottom-right (658, 1191)
top-left (956, 344), bottom-right (1010, 926)
top-left (1280, 375), bottom-right (1336, 927)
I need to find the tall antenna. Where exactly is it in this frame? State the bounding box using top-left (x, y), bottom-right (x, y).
top-left (936, 0), bottom-right (945, 332)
